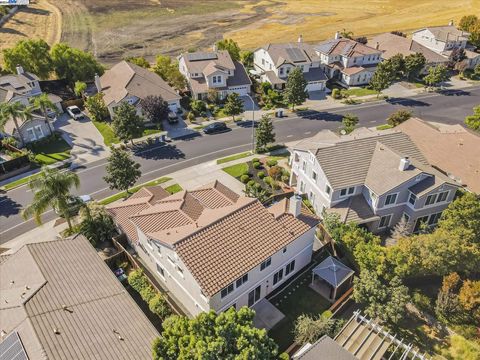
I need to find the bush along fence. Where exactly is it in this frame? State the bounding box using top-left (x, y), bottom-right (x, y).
top-left (128, 269), bottom-right (172, 319)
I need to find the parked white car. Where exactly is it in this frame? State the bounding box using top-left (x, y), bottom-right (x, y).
top-left (66, 106), bottom-right (85, 120)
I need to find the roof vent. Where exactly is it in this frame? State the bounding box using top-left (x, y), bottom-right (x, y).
top-left (399, 157), bottom-right (411, 171)
top-left (298, 34), bottom-right (303, 43)
top-left (53, 328), bottom-right (60, 335)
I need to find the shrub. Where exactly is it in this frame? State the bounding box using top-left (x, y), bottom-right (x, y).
top-left (128, 269), bottom-right (149, 293)
top-left (268, 165), bottom-right (283, 180)
top-left (332, 88), bottom-right (342, 99)
top-left (266, 159), bottom-right (278, 167)
top-left (242, 169), bottom-right (251, 176)
top-left (247, 180), bottom-right (255, 187)
top-left (187, 111), bottom-right (196, 122)
top-left (253, 161), bottom-right (262, 169)
top-left (148, 294), bottom-right (171, 319)
top-left (258, 171), bottom-right (266, 179)
top-left (240, 174), bottom-right (250, 183)
top-left (252, 158), bottom-right (260, 163)
top-left (412, 290), bottom-right (434, 314)
top-left (387, 109), bottom-right (412, 127)
top-left (281, 175), bottom-right (290, 183)
top-left (140, 285), bottom-right (157, 303)
top-left (254, 182), bottom-right (262, 190)
top-left (263, 176), bottom-right (273, 185)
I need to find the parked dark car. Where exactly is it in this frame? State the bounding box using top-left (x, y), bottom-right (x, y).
top-left (167, 112), bottom-right (178, 124)
top-left (203, 122), bottom-right (228, 134)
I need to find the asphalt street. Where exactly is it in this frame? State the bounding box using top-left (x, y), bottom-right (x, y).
top-left (1, 87), bottom-right (479, 244)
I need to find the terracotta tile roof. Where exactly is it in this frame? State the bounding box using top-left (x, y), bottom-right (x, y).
top-left (0, 236), bottom-right (158, 360)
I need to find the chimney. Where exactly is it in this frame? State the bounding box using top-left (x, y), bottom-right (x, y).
top-left (298, 34), bottom-right (303, 43)
top-left (375, 42), bottom-right (380, 50)
top-left (16, 65), bottom-right (24, 75)
top-left (448, 19), bottom-right (454, 26)
top-left (399, 157), bottom-right (411, 171)
top-left (335, 31), bottom-right (340, 40)
top-left (289, 194), bottom-right (303, 218)
top-left (94, 73), bottom-right (101, 92)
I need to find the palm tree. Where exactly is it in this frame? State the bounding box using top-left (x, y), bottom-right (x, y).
top-left (0, 102), bottom-right (26, 146)
top-left (30, 94), bottom-right (56, 135)
top-left (22, 167), bottom-right (80, 231)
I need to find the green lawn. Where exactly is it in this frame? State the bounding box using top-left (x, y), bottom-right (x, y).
top-left (222, 162), bottom-right (248, 178)
top-left (344, 87), bottom-right (378, 97)
top-left (217, 151), bottom-right (252, 164)
top-left (2, 172), bottom-right (42, 191)
top-left (143, 128), bottom-right (163, 136)
top-left (29, 138), bottom-right (72, 166)
top-left (99, 177), bottom-right (172, 205)
top-left (92, 120), bottom-right (120, 146)
top-left (376, 124), bottom-right (394, 130)
top-left (165, 183), bottom-right (183, 194)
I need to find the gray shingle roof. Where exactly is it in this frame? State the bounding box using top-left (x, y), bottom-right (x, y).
top-left (261, 43), bottom-right (321, 66)
top-left (296, 335), bottom-right (357, 360)
top-left (327, 195), bottom-right (380, 224)
top-left (312, 256), bottom-right (354, 288)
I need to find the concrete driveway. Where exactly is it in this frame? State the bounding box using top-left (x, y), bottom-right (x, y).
top-left (54, 113), bottom-right (110, 167)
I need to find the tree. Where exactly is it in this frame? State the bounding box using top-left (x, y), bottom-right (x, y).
top-left (2, 39), bottom-right (52, 79)
top-left (22, 167), bottom-right (80, 231)
top-left (369, 61), bottom-right (394, 97)
top-left (403, 53), bottom-right (426, 80)
top-left (339, 29), bottom-right (354, 39)
top-left (240, 50), bottom-right (254, 69)
top-left (152, 307), bottom-right (282, 360)
top-left (459, 15), bottom-right (479, 32)
top-left (464, 105), bottom-right (480, 131)
top-left (223, 92), bottom-right (244, 121)
top-left (153, 55), bottom-right (187, 90)
top-left (207, 89), bottom-right (221, 104)
top-left (255, 114), bottom-right (275, 152)
top-left (449, 48), bottom-right (466, 69)
top-left (386, 216), bottom-right (410, 246)
top-left (353, 270), bottom-right (409, 324)
top-left (112, 102), bottom-right (144, 145)
top-left (283, 67), bottom-right (308, 110)
top-left (423, 64), bottom-right (449, 89)
top-left (141, 95), bottom-right (169, 124)
top-left (442, 335), bottom-right (480, 360)
top-left (50, 43), bottom-right (104, 85)
top-left (148, 294), bottom-right (171, 319)
top-left (294, 313), bottom-right (343, 345)
top-left (216, 38), bottom-right (241, 61)
top-left (189, 99), bottom-right (207, 116)
top-left (79, 202), bottom-right (117, 246)
top-left (387, 109), bottom-right (412, 127)
top-left (0, 102), bottom-right (28, 146)
top-left (341, 113), bottom-right (359, 134)
top-left (84, 92), bottom-right (109, 122)
top-left (388, 54), bottom-right (405, 77)
top-left (435, 273), bottom-right (462, 320)
top-left (74, 81), bottom-right (87, 97)
top-left (458, 279), bottom-right (480, 312)
top-left (30, 93), bottom-right (56, 134)
top-left (103, 147), bottom-right (141, 193)
top-left (125, 56), bottom-right (150, 68)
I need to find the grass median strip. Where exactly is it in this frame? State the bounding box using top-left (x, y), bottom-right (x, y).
top-left (216, 151), bottom-right (252, 165)
top-left (2, 172), bottom-right (41, 191)
top-left (99, 177), bottom-right (172, 205)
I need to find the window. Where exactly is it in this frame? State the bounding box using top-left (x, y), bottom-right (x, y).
top-left (408, 193), bottom-right (416, 205)
top-left (236, 273), bottom-right (248, 288)
top-left (262, 59), bottom-right (265, 65)
top-left (177, 266), bottom-right (184, 277)
top-left (385, 193), bottom-right (398, 206)
top-left (167, 256), bottom-right (175, 266)
top-left (285, 260), bottom-right (296, 275)
top-left (221, 283), bottom-right (234, 298)
top-left (379, 214), bottom-right (392, 228)
top-left (283, 247), bottom-right (287, 253)
top-left (348, 187), bottom-right (355, 195)
top-left (340, 187), bottom-right (354, 197)
top-left (403, 213), bottom-right (410, 223)
top-left (414, 216), bottom-right (429, 232)
top-left (260, 258), bottom-right (271, 271)
top-left (436, 191), bottom-right (449, 203)
top-left (302, 161), bottom-right (307, 172)
top-left (425, 194), bottom-right (438, 206)
top-left (273, 269), bottom-right (284, 285)
top-left (279, 67), bottom-right (284, 75)
top-left (248, 285), bottom-right (261, 307)
top-left (213, 76), bottom-right (217, 83)
top-left (156, 263), bottom-right (165, 278)
top-left (340, 188), bottom-right (347, 196)
top-left (147, 238), bottom-right (155, 250)
top-left (300, 182), bottom-right (306, 193)
top-left (312, 171), bottom-right (318, 181)
top-left (428, 212), bottom-right (442, 225)
top-left (325, 185), bottom-right (331, 195)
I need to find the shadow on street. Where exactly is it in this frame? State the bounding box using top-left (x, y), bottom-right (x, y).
top-left (0, 195), bottom-right (22, 217)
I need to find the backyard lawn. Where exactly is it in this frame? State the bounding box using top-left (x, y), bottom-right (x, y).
top-left (29, 138), bottom-right (72, 166)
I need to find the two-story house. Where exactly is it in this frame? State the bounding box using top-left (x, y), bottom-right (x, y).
top-left (314, 35), bottom-right (382, 87)
top-left (289, 128), bottom-right (459, 234)
top-left (107, 181), bottom-right (318, 317)
top-left (96, 60), bottom-right (181, 121)
top-left (412, 23), bottom-right (470, 54)
top-left (253, 39), bottom-right (328, 92)
top-left (178, 50), bottom-right (251, 101)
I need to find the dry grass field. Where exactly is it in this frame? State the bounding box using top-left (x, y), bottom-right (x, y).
top-left (0, 0), bottom-right (61, 58)
top-left (2, 0), bottom-right (479, 65)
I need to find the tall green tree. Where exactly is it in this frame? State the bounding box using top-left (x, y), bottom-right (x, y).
top-left (442, 335), bottom-right (480, 360)
top-left (403, 53), bottom-right (426, 80)
top-left (223, 92), bottom-right (244, 121)
top-left (152, 307), bottom-right (283, 360)
top-left (284, 67), bottom-right (308, 110)
top-left (341, 113), bottom-right (359, 134)
top-left (240, 50), bottom-right (254, 69)
top-left (125, 56), bottom-right (150, 68)
top-left (369, 61), bottom-right (394, 97)
top-left (464, 105), bottom-right (480, 132)
top-left (84, 92), bottom-right (109, 122)
top-left (74, 81), bottom-right (87, 97)
top-left (459, 15), bottom-right (479, 32)
top-left (22, 167), bottom-right (80, 231)
top-left (153, 55), bottom-right (187, 91)
top-left (103, 147), bottom-right (141, 193)
top-left (112, 102), bottom-right (144, 145)
top-left (294, 312), bottom-right (344, 345)
top-left (3, 39), bottom-right (52, 79)
top-left (50, 43), bottom-right (104, 85)
top-left (216, 38), bottom-right (241, 61)
top-left (423, 64), bottom-right (449, 89)
top-left (0, 102), bottom-right (29, 146)
top-left (79, 202), bottom-right (117, 246)
top-left (255, 114), bottom-right (275, 152)
top-left (30, 93), bottom-right (57, 135)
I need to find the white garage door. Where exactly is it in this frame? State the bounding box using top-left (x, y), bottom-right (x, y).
top-left (228, 86), bottom-right (250, 96)
top-left (306, 81), bottom-right (324, 92)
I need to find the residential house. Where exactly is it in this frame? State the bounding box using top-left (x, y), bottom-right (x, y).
top-left (6, 115), bottom-right (52, 144)
top-left (107, 181), bottom-right (318, 317)
top-left (397, 117), bottom-right (480, 193)
top-left (253, 38), bottom-right (328, 92)
top-left (368, 33), bottom-right (449, 74)
top-left (0, 235), bottom-right (159, 360)
top-left (314, 34), bottom-right (382, 87)
top-left (178, 50), bottom-right (251, 100)
top-left (412, 23), bottom-right (470, 54)
top-left (0, 66), bottom-right (42, 106)
top-left (96, 60), bottom-right (181, 121)
top-left (289, 128), bottom-right (459, 234)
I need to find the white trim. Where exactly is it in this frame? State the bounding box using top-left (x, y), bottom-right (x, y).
top-left (383, 192), bottom-right (399, 208)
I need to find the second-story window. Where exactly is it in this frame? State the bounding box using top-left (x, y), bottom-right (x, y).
top-left (260, 257), bottom-right (271, 271)
top-left (408, 193), bottom-right (416, 205)
top-left (302, 161), bottom-right (307, 172)
top-left (325, 185), bottom-right (331, 195)
top-left (436, 191), bottom-right (449, 203)
top-left (236, 273), bottom-right (248, 288)
top-left (385, 193), bottom-right (397, 206)
top-left (279, 67), bottom-right (284, 75)
top-left (285, 260), bottom-right (296, 275)
top-left (425, 194), bottom-right (438, 206)
top-left (221, 283), bottom-right (234, 298)
top-left (312, 171), bottom-right (318, 181)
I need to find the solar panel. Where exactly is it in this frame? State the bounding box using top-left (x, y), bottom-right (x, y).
top-left (0, 332), bottom-right (28, 360)
top-left (286, 48), bottom-right (307, 63)
top-left (186, 52), bottom-right (218, 62)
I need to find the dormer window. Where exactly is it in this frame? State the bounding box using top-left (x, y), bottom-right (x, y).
top-left (279, 67), bottom-right (284, 75)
